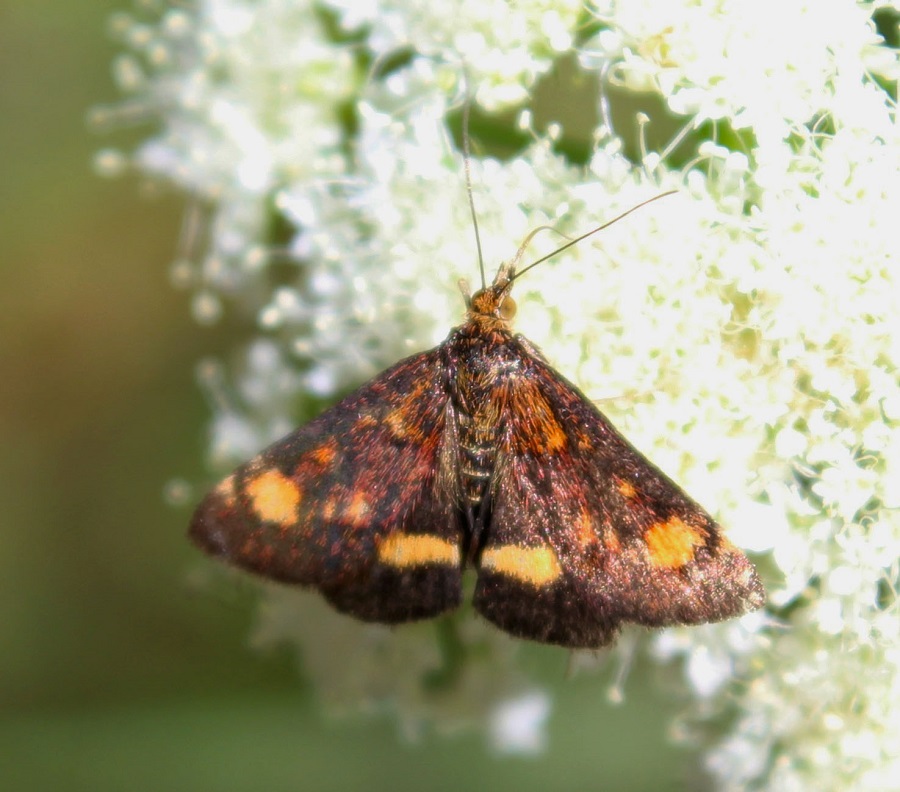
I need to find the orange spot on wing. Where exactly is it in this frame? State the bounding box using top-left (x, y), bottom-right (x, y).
top-left (246, 469), bottom-right (301, 525)
top-left (384, 381), bottom-right (429, 441)
top-left (321, 497), bottom-right (337, 521)
top-left (540, 415), bottom-right (567, 453)
top-left (576, 508), bottom-right (595, 547)
top-left (644, 516), bottom-right (705, 569)
top-left (244, 470), bottom-right (300, 523)
top-left (343, 490), bottom-right (370, 526)
top-left (574, 427), bottom-right (593, 451)
top-left (617, 479), bottom-right (636, 499)
top-left (480, 545), bottom-right (562, 587)
top-left (509, 382), bottom-right (567, 455)
top-left (385, 407), bottom-right (410, 439)
top-left (378, 533), bottom-right (460, 569)
top-left (310, 438), bottom-right (339, 467)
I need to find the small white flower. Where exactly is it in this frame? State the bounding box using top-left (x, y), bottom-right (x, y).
top-left (488, 690), bottom-right (552, 754)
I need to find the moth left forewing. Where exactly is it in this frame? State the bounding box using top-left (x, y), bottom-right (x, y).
top-left (190, 348), bottom-right (467, 624)
top-left (473, 341), bottom-right (764, 648)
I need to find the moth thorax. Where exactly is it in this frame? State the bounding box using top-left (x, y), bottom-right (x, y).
top-left (457, 407), bottom-right (499, 506)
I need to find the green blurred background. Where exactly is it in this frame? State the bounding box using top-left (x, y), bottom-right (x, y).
top-left (2, 2), bottom-right (696, 789)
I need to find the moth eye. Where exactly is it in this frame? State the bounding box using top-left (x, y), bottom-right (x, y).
top-left (499, 296), bottom-right (517, 321)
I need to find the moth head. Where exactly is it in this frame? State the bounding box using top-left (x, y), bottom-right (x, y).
top-left (465, 262), bottom-right (517, 323)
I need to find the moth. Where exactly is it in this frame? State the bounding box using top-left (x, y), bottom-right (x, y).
top-left (189, 196), bottom-right (765, 648)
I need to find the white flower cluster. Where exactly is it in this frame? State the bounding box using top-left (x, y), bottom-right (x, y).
top-left (585, 2), bottom-right (900, 790)
top-left (326, 0), bottom-right (581, 108)
top-left (101, 0), bottom-right (900, 782)
top-left (97, 0), bottom-right (356, 336)
top-left (586, 1), bottom-right (899, 138)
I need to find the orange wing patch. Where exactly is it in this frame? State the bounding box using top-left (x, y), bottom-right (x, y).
top-left (378, 533), bottom-right (460, 569)
top-left (343, 490), bottom-right (371, 526)
top-left (310, 438), bottom-right (339, 467)
top-left (245, 469), bottom-right (301, 525)
top-left (384, 381), bottom-right (429, 441)
top-left (507, 381), bottom-right (567, 455)
top-left (617, 479), bottom-right (637, 499)
top-left (575, 507), bottom-right (596, 548)
top-left (385, 407), bottom-right (412, 440)
top-left (355, 413), bottom-right (379, 429)
top-left (481, 545), bottom-right (562, 587)
top-left (321, 497), bottom-right (338, 522)
top-left (644, 516), bottom-right (705, 569)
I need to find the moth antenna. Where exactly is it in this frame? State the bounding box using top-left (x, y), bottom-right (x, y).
top-left (461, 94), bottom-right (486, 290)
top-left (510, 190), bottom-right (678, 283)
top-left (509, 224), bottom-right (564, 270)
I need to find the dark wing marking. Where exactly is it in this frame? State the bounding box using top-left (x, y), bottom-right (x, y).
top-left (190, 349), bottom-right (465, 624)
top-left (473, 338), bottom-right (764, 648)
